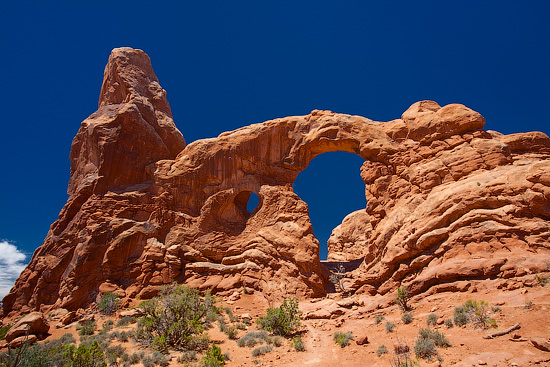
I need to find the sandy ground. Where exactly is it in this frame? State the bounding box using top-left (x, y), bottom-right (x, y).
top-left (5, 279), bottom-right (550, 367)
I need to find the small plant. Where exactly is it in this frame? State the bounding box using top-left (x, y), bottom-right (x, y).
top-left (444, 318), bottom-right (453, 328)
top-left (414, 338), bottom-right (436, 360)
top-left (0, 325), bottom-right (11, 341)
top-left (100, 320), bottom-right (114, 334)
top-left (377, 345), bottom-right (389, 357)
top-left (374, 315), bottom-right (385, 325)
top-left (256, 298), bottom-right (301, 336)
top-left (396, 285), bottom-right (410, 311)
top-left (237, 330), bottom-right (268, 348)
top-left (491, 305), bottom-right (501, 313)
top-left (418, 328), bottom-right (451, 347)
top-left (105, 345), bottom-right (126, 365)
top-left (77, 320), bottom-right (97, 336)
top-left (235, 323), bottom-right (246, 330)
top-left (251, 345), bottom-right (273, 357)
top-left (454, 300), bottom-right (497, 329)
top-left (224, 307), bottom-right (238, 323)
top-left (536, 274), bottom-right (548, 286)
top-left (391, 341), bottom-right (418, 367)
top-left (401, 312), bottom-right (413, 324)
top-left (426, 313), bottom-right (438, 326)
top-left (151, 351), bottom-right (170, 366)
top-left (333, 331), bottom-right (353, 348)
top-left (178, 350), bottom-right (197, 363)
top-left (129, 351), bottom-right (144, 364)
top-left (385, 322), bottom-right (396, 333)
top-left (72, 340), bottom-right (107, 367)
top-left (524, 300), bottom-right (533, 309)
top-left (141, 355), bottom-right (154, 367)
top-left (98, 292), bottom-right (120, 316)
top-left (117, 316), bottom-right (137, 327)
top-left (291, 336), bottom-right (305, 351)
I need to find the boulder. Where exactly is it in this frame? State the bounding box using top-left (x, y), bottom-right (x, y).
top-left (9, 334), bottom-right (38, 348)
top-left (5, 312), bottom-right (49, 342)
top-left (530, 337), bottom-right (550, 352)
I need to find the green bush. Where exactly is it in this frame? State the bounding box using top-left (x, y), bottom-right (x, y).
top-left (256, 298), bottom-right (301, 336)
top-left (251, 345), bottom-right (273, 357)
top-left (201, 342), bottom-right (226, 367)
top-left (129, 352), bottom-right (144, 364)
top-left (291, 336), bottom-right (305, 351)
top-left (333, 331), bottom-right (353, 348)
top-left (98, 292), bottom-right (120, 316)
top-left (396, 286), bottom-right (410, 311)
top-left (100, 320), bottom-right (114, 334)
top-left (377, 345), bottom-right (388, 357)
top-left (135, 284), bottom-right (219, 350)
top-left (426, 313), bottom-right (438, 326)
top-left (402, 312), bottom-right (413, 324)
top-left (454, 300), bottom-right (497, 329)
top-left (385, 322), bottom-right (396, 333)
top-left (0, 333), bottom-right (79, 367)
top-left (374, 315), bottom-right (385, 325)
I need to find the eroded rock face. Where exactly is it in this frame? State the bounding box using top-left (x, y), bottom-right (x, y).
top-left (2, 48), bottom-right (550, 317)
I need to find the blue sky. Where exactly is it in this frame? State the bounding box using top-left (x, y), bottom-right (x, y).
top-left (1, 1), bottom-right (549, 295)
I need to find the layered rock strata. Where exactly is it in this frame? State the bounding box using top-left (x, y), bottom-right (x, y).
top-left (2, 48), bottom-right (550, 317)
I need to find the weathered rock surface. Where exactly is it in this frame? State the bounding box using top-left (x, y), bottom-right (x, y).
top-left (5, 312), bottom-right (49, 342)
top-left (2, 48), bottom-right (550, 317)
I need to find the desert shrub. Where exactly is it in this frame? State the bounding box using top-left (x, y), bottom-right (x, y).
top-left (418, 328), bottom-right (451, 347)
top-left (396, 286), bottom-right (410, 311)
top-left (98, 292), bottom-right (120, 316)
top-left (291, 336), bottom-right (305, 351)
top-left (224, 307), bottom-right (238, 323)
top-left (524, 300), bottom-right (533, 309)
top-left (444, 318), bottom-right (453, 328)
top-left (0, 326), bottom-right (11, 341)
top-left (269, 336), bottom-right (283, 347)
top-left (77, 320), bottom-right (97, 336)
top-left (201, 342), bottom-right (226, 367)
top-left (391, 341), bottom-right (417, 367)
top-left (453, 305), bottom-right (468, 326)
top-left (426, 313), bottom-right (437, 326)
top-left (100, 320), bottom-right (114, 334)
top-left (385, 322), bottom-right (396, 333)
top-left (414, 337), bottom-right (436, 360)
top-left (71, 340), bottom-right (107, 367)
top-left (141, 355), bottom-right (154, 367)
top-left (112, 331), bottom-right (129, 343)
top-left (129, 352), bottom-right (144, 364)
top-left (151, 334), bottom-right (169, 354)
top-left (374, 315), bottom-right (385, 325)
top-left (256, 298), bottom-right (301, 336)
top-left (491, 305), bottom-right (501, 313)
top-left (219, 320), bottom-right (238, 340)
top-left (251, 345), bottom-right (273, 357)
top-left (333, 331), bottom-right (353, 348)
top-left (117, 316), bottom-right (137, 327)
top-left (105, 345), bottom-right (126, 365)
top-left (135, 284), bottom-right (219, 350)
top-left (0, 333), bottom-right (79, 367)
top-left (151, 351), bottom-right (169, 366)
top-left (236, 330), bottom-right (273, 348)
top-left (178, 350), bottom-right (197, 362)
top-left (377, 345), bottom-right (389, 357)
top-left (235, 323), bottom-right (246, 330)
top-left (454, 300), bottom-right (497, 329)
top-left (401, 312), bottom-right (413, 324)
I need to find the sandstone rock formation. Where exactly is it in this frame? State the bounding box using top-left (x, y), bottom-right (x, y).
top-left (2, 48), bottom-right (550, 318)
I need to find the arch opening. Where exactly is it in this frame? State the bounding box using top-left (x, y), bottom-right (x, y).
top-left (234, 190), bottom-right (261, 217)
top-left (293, 151), bottom-right (366, 260)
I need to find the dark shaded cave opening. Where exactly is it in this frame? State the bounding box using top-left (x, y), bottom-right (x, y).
top-left (293, 151), bottom-right (367, 260)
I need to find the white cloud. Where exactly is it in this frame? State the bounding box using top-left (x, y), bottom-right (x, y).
top-left (0, 240), bottom-right (28, 300)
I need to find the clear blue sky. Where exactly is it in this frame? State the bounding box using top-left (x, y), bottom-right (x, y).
top-left (0, 1), bottom-right (549, 291)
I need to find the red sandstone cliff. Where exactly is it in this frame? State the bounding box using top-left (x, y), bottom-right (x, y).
top-left (2, 48), bottom-right (550, 318)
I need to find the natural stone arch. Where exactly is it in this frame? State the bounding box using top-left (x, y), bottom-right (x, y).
top-left (4, 48), bottom-right (550, 318)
